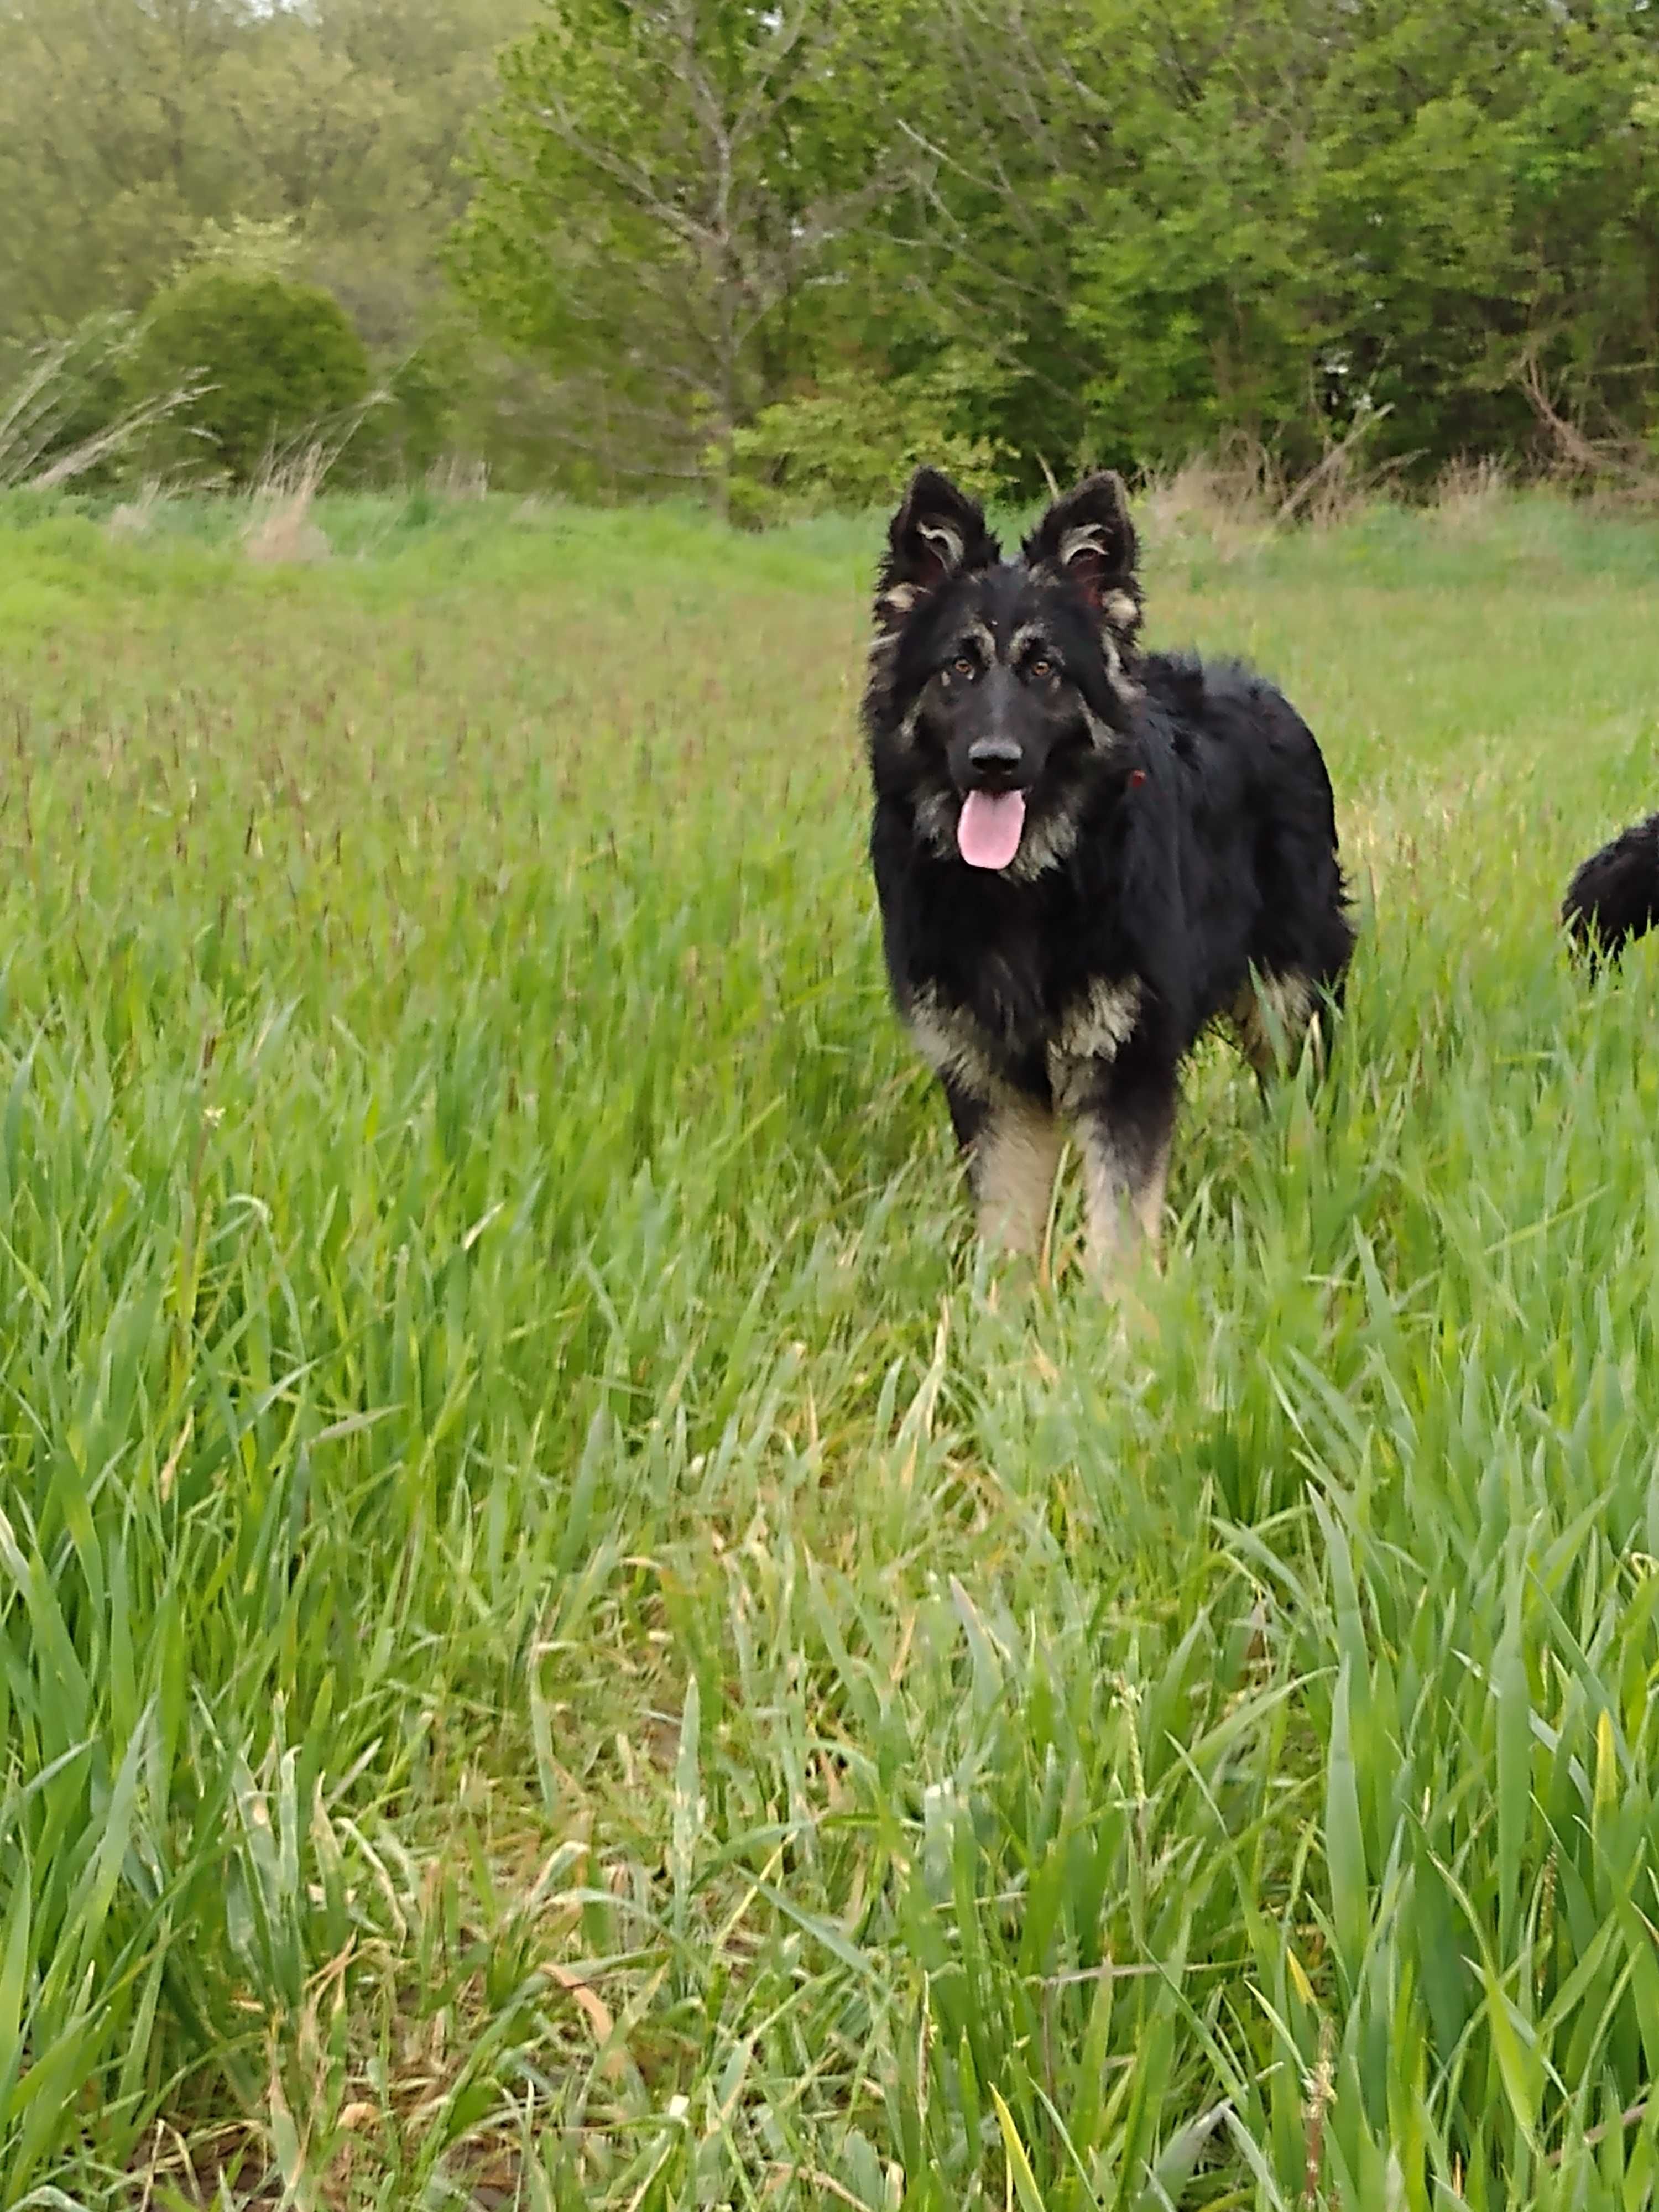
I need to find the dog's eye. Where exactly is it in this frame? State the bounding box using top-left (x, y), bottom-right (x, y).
top-left (952, 656), bottom-right (975, 676)
top-left (1029, 657), bottom-right (1053, 679)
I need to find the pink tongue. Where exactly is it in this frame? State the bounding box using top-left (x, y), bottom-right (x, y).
top-left (958, 789), bottom-right (1026, 870)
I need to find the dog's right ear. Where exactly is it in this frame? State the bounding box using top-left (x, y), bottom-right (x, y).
top-left (874, 468), bottom-right (1000, 632)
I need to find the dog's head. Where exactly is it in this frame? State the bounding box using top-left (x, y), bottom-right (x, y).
top-left (865, 467), bottom-right (1145, 877)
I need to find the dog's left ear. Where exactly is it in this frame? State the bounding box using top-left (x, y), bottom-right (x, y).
top-left (1024, 472), bottom-right (1142, 640)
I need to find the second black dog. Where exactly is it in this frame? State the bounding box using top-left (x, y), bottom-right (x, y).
top-left (863, 466), bottom-right (1354, 1280)
top-left (1563, 813), bottom-right (1659, 967)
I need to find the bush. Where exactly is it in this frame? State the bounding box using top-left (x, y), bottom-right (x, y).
top-left (726, 362), bottom-right (1011, 525)
top-left (128, 269), bottom-right (371, 486)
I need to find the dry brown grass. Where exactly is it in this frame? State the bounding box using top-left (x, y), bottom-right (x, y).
top-left (1138, 418), bottom-right (1621, 563)
top-left (1430, 454), bottom-right (1510, 533)
top-left (1, 339), bottom-right (202, 492)
top-left (1515, 346), bottom-right (1659, 507)
top-left (426, 452), bottom-right (491, 501)
top-left (1138, 451), bottom-right (1278, 564)
top-left (1138, 418), bottom-right (1406, 560)
top-left (242, 445), bottom-right (332, 565)
top-left (106, 482), bottom-right (166, 541)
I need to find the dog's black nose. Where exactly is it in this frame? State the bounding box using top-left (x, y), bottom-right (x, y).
top-left (967, 735), bottom-right (1024, 787)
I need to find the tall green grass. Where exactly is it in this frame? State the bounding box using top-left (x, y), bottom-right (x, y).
top-left (0, 487), bottom-right (1657, 2207)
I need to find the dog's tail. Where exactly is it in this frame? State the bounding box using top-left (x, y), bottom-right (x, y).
top-left (1562, 812), bottom-right (1659, 966)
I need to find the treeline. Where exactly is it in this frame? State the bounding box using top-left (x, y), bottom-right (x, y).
top-left (0, 0), bottom-right (529, 356)
top-left (6, 0), bottom-right (1659, 505)
top-left (0, 0), bottom-right (546, 482)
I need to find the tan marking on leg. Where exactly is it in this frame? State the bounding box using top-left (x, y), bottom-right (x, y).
top-left (973, 1096), bottom-right (1062, 1256)
top-left (1131, 1133), bottom-right (1171, 1248)
top-left (1079, 1122), bottom-right (1169, 1282)
top-left (1232, 970), bottom-right (1315, 1079)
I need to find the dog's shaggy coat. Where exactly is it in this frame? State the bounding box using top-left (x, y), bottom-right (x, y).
top-left (1562, 814), bottom-right (1659, 967)
top-left (862, 467), bottom-right (1354, 1276)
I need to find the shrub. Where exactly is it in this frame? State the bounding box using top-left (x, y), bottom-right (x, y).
top-left (128, 269), bottom-right (371, 486)
top-left (726, 362), bottom-right (1011, 525)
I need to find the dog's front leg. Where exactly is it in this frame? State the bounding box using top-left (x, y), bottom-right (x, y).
top-left (944, 1079), bottom-right (1061, 1256)
top-left (1071, 1057), bottom-right (1176, 1282)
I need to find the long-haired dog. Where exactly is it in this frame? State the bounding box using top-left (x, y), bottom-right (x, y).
top-left (1562, 814), bottom-right (1659, 967)
top-left (862, 467), bottom-right (1354, 1281)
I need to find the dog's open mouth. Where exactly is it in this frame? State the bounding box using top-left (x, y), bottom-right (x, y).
top-left (957, 789), bottom-right (1026, 869)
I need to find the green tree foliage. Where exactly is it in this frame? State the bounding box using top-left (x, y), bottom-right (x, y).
top-left (0, 0), bottom-right (536, 349)
top-left (450, 0), bottom-right (915, 508)
top-left (0, 0), bottom-right (252, 340)
top-left (0, 0), bottom-right (542, 482)
top-left (1051, 0), bottom-right (1659, 476)
top-left (128, 269), bottom-right (371, 484)
top-left (727, 359), bottom-right (1011, 522)
top-left (988, 0), bottom-right (1659, 479)
top-left (458, 0), bottom-right (1659, 495)
top-left (4, 0), bottom-right (1659, 497)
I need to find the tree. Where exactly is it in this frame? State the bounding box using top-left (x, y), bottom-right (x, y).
top-left (6, 0), bottom-right (1659, 498)
top-left (0, 0), bottom-right (535, 354)
top-left (0, 0), bottom-right (546, 482)
top-left (451, 0), bottom-right (915, 510)
top-left (0, 0), bottom-right (257, 342)
top-left (914, 0), bottom-right (1659, 478)
top-left (1299, 0), bottom-right (1659, 468)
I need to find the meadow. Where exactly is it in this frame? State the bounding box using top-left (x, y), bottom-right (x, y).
top-left (1, 478), bottom-right (1658, 2210)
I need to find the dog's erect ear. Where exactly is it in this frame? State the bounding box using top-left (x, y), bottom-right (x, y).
top-left (1024, 471), bottom-right (1142, 639)
top-left (874, 467), bottom-right (1000, 629)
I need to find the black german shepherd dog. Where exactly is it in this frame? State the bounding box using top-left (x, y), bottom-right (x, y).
top-left (1562, 815), bottom-right (1659, 967)
top-left (862, 466), bottom-right (1354, 1280)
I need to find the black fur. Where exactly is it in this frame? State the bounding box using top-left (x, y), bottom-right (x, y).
top-left (862, 466), bottom-right (1355, 1275)
top-left (1562, 814), bottom-right (1659, 967)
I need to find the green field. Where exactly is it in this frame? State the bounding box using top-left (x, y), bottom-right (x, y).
top-left (2, 486), bottom-right (1659, 2209)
